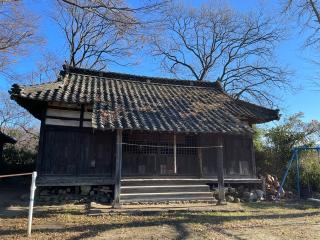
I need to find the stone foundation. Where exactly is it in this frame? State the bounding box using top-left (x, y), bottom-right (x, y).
top-left (36, 185), bottom-right (114, 204)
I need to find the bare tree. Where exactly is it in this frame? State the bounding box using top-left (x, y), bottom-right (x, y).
top-left (0, 91), bottom-right (38, 139)
top-left (55, 1), bottom-right (139, 70)
top-left (60, 0), bottom-right (170, 26)
top-left (283, 0), bottom-right (320, 47)
top-left (13, 52), bottom-right (62, 85)
top-left (0, 91), bottom-right (39, 167)
top-left (282, 1), bottom-right (320, 90)
top-left (151, 2), bottom-right (289, 105)
top-left (0, 0), bottom-right (39, 73)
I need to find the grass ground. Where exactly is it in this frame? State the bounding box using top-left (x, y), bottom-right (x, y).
top-left (0, 201), bottom-right (320, 239)
top-left (0, 178), bottom-right (320, 239)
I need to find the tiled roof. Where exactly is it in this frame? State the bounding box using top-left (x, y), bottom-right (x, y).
top-left (10, 66), bottom-right (279, 134)
top-left (0, 131), bottom-right (16, 144)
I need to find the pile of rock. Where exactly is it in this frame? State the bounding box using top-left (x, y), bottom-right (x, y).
top-left (225, 187), bottom-right (241, 203)
top-left (212, 186), bottom-right (265, 203)
top-left (241, 189), bottom-right (265, 202)
top-left (88, 186), bottom-right (113, 203)
top-left (36, 185), bottom-right (113, 204)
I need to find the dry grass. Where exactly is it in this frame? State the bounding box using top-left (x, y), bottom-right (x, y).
top-left (0, 201), bottom-right (320, 240)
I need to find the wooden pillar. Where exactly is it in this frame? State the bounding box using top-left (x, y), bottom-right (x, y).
top-left (217, 135), bottom-right (226, 204)
top-left (79, 104), bottom-right (85, 128)
top-left (198, 149), bottom-right (203, 177)
top-left (250, 139), bottom-right (256, 177)
top-left (113, 129), bottom-right (123, 208)
top-left (36, 106), bottom-right (47, 173)
top-left (173, 133), bottom-right (177, 174)
top-left (0, 143), bottom-right (3, 162)
top-left (198, 135), bottom-right (203, 177)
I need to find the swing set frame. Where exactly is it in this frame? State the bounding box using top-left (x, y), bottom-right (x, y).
top-left (277, 146), bottom-right (320, 200)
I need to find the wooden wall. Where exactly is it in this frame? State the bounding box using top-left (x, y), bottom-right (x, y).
top-left (38, 128), bottom-right (255, 179)
top-left (200, 134), bottom-right (218, 177)
top-left (39, 126), bottom-right (115, 177)
top-left (201, 134), bottom-right (255, 178)
top-left (122, 131), bottom-right (255, 178)
top-left (38, 99), bottom-right (116, 179)
top-left (224, 135), bottom-right (254, 177)
top-left (38, 102), bottom-right (118, 182)
top-left (122, 131), bottom-right (172, 176)
top-left (122, 131), bottom-right (199, 177)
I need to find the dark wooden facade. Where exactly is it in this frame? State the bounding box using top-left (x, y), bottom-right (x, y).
top-left (39, 126), bottom-right (115, 177)
top-left (36, 122), bottom-right (255, 184)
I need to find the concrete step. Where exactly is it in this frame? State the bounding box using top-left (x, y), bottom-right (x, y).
top-left (120, 179), bottom-right (214, 203)
top-left (120, 192), bottom-right (213, 201)
top-left (121, 178), bottom-right (210, 186)
top-left (120, 196), bottom-right (214, 203)
top-left (121, 185), bottom-right (210, 194)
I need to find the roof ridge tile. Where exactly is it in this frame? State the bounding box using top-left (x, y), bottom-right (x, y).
top-left (63, 65), bottom-right (220, 89)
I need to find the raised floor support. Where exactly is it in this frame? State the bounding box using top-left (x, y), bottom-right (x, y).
top-left (113, 129), bottom-right (123, 208)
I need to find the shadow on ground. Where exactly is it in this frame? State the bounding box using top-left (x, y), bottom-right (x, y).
top-left (1, 178), bottom-right (320, 240)
top-left (243, 200), bottom-right (320, 210)
top-left (0, 177), bottom-right (30, 208)
top-left (1, 204), bottom-right (320, 240)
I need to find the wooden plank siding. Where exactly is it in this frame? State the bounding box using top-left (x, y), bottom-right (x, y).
top-left (38, 126), bottom-right (115, 179)
top-left (224, 135), bottom-right (254, 177)
top-left (122, 131), bottom-right (200, 177)
top-left (122, 131), bottom-right (255, 178)
top-left (37, 129), bottom-right (255, 181)
top-left (201, 134), bottom-right (219, 177)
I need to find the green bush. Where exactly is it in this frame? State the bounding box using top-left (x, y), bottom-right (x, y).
top-left (1, 144), bottom-right (37, 174)
top-left (0, 128), bottom-right (38, 174)
top-left (300, 152), bottom-right (320, 193)
top-left (254, 113), bottom-right (320, 193)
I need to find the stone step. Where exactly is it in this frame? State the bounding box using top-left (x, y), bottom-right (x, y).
top-left (120, 192), bottom-right (213, 201)
top-left (120, 179), bottom-right (214, 203)
top-left (121, 185), bottom-right (210, 194)
top-left (121, 178), bottom-right (211, 186)
top-left (120, 196), bottom-right (215, 203)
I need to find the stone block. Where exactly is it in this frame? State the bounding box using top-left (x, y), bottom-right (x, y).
top-left (81, 186), bottom-right (91, 195)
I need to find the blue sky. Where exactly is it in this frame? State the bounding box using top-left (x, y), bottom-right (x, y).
top-left (0, 0), bottom-right (319, 125)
